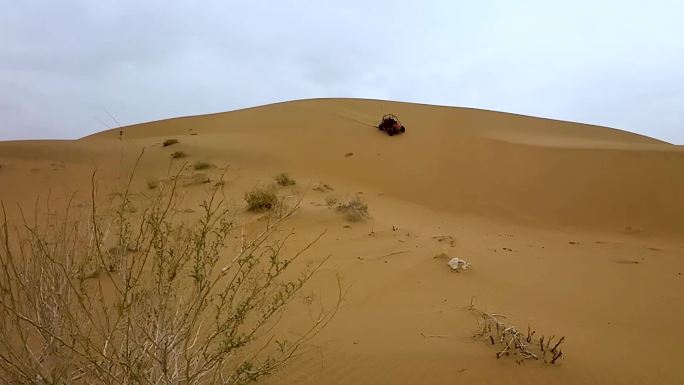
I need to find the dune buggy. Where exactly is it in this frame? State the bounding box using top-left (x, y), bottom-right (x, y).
top-left (377, 114), bottom-right (406, 136)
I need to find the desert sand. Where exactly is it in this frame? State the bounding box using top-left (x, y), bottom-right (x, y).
top-left (1, 98), bottom-right (683, 384)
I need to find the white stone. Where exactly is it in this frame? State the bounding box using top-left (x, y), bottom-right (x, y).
top-left (447, 257), bottom-right (471, 271)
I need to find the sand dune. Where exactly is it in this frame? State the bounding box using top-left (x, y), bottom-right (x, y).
top-left (1, 98), bottom-right (683, 384)
top-left (80, 98), bottom-right (684, 235)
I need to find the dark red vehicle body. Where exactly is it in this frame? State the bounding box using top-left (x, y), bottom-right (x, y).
top-left (377, 114), bottom-right (406, 136)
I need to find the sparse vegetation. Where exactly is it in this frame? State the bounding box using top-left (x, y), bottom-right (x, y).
top-left (163, 138), bottom-right (179, 147)
top-left (0, 164), bottom-right (338, 385)
top-left (171, 150), bottom-right (187, 159)
top-left (193, 161), bottom-right (213, 170)
top-left (274, 173), bottom-right (296, 186)
top-left (470, 303), bottom-right (565, 364)
top-left (244, 185), bottom-right (279, 212)
top-left (336, 196), bottom-right (370, 221)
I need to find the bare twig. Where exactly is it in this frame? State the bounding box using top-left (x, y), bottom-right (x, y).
top-left (0, 161), bottom-right (337, 384)
top-left (470, 307), bottom-right (565, 364)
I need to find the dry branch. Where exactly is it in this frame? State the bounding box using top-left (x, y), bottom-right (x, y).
top-left (470, 305), bottom-right (565, 365)
top-left (0, 162), bottom-right (339, 385)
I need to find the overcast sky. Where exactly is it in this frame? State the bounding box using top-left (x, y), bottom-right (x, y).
top-left (1, 0), bottom-right (682, 143)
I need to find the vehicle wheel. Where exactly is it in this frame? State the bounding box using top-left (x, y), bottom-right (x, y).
top-left (388, 129), bottom-right (395, 136)
top-left (400, 126), bottom-right (405, 133)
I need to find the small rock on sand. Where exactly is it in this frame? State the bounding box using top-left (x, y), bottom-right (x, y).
top-left (447, 257), bottom-right (471, 271)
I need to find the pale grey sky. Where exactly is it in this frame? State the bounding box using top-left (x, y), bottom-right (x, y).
top-left (1, 0), bottom-right (682, 143)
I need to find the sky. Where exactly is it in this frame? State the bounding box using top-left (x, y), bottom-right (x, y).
top-left (1, 0), bottom-right (682, 143)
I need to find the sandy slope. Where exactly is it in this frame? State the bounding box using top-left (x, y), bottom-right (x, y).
top-left (1, 98), bottom-right (683, 384)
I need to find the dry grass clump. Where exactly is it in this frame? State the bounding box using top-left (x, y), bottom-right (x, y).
top-left (274, 173), bottom-right (296, 186)
top-left (470, 304), bottom-right (565, 364)
top-left (146, 179), bottom-right (159, 189)
top-left (162, 138), bottom-right (179, 147)
top-left (171, 150), bottom-right (187, 159)
top-left (336, 196), bottom-right (369, 221)
top-left (245, 185), bottom-right (279, 212)
top-left (193, 161), bottom-right (213, 170)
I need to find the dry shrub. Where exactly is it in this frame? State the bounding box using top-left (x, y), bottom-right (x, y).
top-left (171, 150), bottom-right (187, 159)
top-left (336, 196), bottom-right (369, 221)
top-left (163, 138), bottom-right (179, 147)
top-left (0, 161), bottom-right (338, 385)
top-left (244, 185), bottom-right (279, 212)
top-left (274, 173), bottom-right (296, 186)
top-left (470, 303), bottom-right (565, 364)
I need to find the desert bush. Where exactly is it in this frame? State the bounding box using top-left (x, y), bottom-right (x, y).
top-left (163, 138), bottom-right (179, 147)
top-left (244, 185), bottom-right (279, 212)
top-left (0, 165), bottom-right (337, 385)
top-left (274, 173), bottom-right (296, 186)
top-left (193, 161), bottom-right (213, 170)
top-left (171, 150), bottom-right (187, 159)
top-left (336, 196), bottom-right (370, 221)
